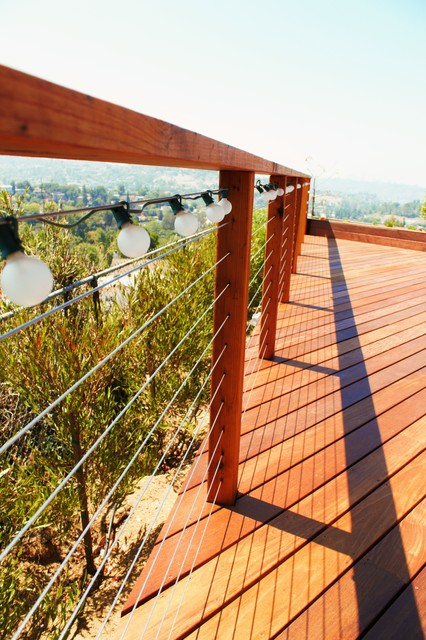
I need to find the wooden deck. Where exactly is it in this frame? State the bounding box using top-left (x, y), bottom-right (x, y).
top-left (117, 235), bottom-right (426, 639)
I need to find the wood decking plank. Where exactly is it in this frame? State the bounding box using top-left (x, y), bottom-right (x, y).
top-left (243, 319), bottom-right (426, 412)
top-left (244, 289), bottom-right (426, 363)
top-left (161, 357), bottom-right (426, 532)
top-left (240, 351), bottom-right (426, 446)
top-left (271, 302), bottom-right (426, 362)
top-left (362, 566), bottom-right (426, 640)
top-left (122, 414), bottom-right (426, 615)
top-left (118, 236), bottom-right (426, 638)
top-left (244, 306), bottom-right (426, 394)
top-left (279, 506), bottom-right (426, 639)
top-left (118, 455), bottom-right (426, 639)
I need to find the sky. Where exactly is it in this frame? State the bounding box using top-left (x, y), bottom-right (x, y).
top-left (1, 0), bottom-right (425, 186)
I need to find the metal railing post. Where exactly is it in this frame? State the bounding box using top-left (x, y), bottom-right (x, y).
top-left (208, 170), bottom-right (254, 505)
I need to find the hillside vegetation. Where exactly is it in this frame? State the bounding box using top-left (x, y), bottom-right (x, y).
top-left (0, 189), bottom-right (267, 639)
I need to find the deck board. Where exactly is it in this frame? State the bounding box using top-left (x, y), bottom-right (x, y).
top-left (117, 236), bottom-right (426, 638)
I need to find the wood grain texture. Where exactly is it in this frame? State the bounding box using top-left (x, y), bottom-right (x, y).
top-left (308, 218), bottom-right (426, 251)
top-left (207, 170), bottom-right (255, 504)
top-left (118, 457), bottom-right (426, 639)
top-left (292, 180), bottom-right (311, 272)
top-left (363, 566), bottom-right (426, 640)
top-left (0, 65), bottom-right (309, 175)
top-left (259, 175), bottom-right (287, 359)
top-left (119, 237), bottom-right (426, 638)
top-left (279, 501), bottom-right (426, 639)
top-left (291, 179), bottom-right (303, 274)
top-left (280, 179), bottom-right (297, 303)
top-left (121, 416), bottom-right (426, 616)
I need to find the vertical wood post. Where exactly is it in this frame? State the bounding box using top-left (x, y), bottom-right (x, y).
top-left (292, 180), bottom-right (311, 273)
top-left (280, 178), bottom-right (298, 303)
top-left (291, 179), bottom-right (303, 273)
top-left (208, 170), bottom-right (254, 505)
top-left (259, 175), bottom-right (286, 360)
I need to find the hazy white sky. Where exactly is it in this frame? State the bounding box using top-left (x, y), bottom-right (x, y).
top-left (1, 0), bottom-right (425, 185)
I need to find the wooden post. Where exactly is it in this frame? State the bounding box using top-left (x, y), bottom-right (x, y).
top-left (291, 179), bottom-right (303, 273)
top-left (259, 175), bottom-right (286, 360)
top-left (280, 178), bottom-right (298, 303)
top-left (208, 170), bottom-right (254, 505)
top-left (292, 180), bottom-right (310, 273)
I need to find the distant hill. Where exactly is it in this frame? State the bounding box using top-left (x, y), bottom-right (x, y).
top-left (0, 156), bottom-right (218, 192)
top-left (0, 156), bottom-right (424, 204)
top-left (317, 177), bottom-right (425, 203)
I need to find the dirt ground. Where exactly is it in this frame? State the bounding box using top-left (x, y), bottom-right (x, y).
top-left (68, 469), bottom-right (187, 639)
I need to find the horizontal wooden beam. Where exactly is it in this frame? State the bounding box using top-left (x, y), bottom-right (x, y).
top-left (307, 218), bottom-right (426, 252)
top-left (0, 65), bottom-right (309, 177)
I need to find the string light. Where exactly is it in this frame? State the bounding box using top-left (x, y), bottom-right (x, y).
top-left (255, 180), bottom-right (280, 202)
top-left (218, 189), bottom-right (232, 215)
top-left (169, 198), bottom-right (199, 237)
top-left (265, 184), bottom-right (277, 201)
top-left (0, 216), bottom-right (53, 307)
top-left (201, 192), bottom-right (225, 223)
top-left (255, 180), bottom-right (271, 203)
top-left (0, 187), bottom-right (231, 306)
top-left (112, 204), bottom-right (151, 258)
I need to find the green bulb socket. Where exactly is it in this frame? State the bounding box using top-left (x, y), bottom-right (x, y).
top-left (112, 205), bottom-right (132, 229)
top-left (201, 192), bottom-right (214, 206)
top-left (0, 216), bottom-right (24, 260)
top-left (169, 198), bottom-right (185, 215)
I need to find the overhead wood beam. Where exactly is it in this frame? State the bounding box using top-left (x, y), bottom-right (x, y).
top-left (0, 65), bottom-right (309, 176)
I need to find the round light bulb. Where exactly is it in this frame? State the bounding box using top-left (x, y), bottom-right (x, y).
top-left (117, 222), bottom-right (150, 258)
top-left (276, 187), bottom-right (285, 196)
top-left (269, 190), bottom-right (278, 201)
top-left (219, 198), bottom-right (232, 215)
top-left (174, 210), bottom-right (199, 237)
top-left (260, 190), bottom-right (270, 203)
top-left (285, 185), bottom-right (295, 194)
top-left (1, 251), bottom-right (53, 307)
top-left (205, 202), bottom-right (225, 223)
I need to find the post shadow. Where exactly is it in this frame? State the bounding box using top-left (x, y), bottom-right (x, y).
top-left (326, 236), bottom-right (422, 634)
top-left (228, 236), bottom-right (423, 635)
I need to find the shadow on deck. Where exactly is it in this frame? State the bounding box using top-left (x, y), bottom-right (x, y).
top-left (117, 235), bottom-right (426, 639)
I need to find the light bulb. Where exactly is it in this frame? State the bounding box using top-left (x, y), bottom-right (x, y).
top-left (205, 203), bottom-right (225, 223)
top-left (260, 190), bottom-right (270, 203)
top-left (268, 190), bottom-right (278, 201)
top-left (174, 210), bottom-right (199, 237)
top-left (297, 184), bottom-right (302, 189)
top-left (219, 198), bottom-right (232, 215)
top-left (285, 185), bottom-right (295, 194)
top-left (276, 187), bottom-right (284, 196)
top-left (263, 189), bottom-right (275, 202)
top-left (1, 251), bottom-right (53, 307)
top-left (117, 222), bottom-right (150, 258)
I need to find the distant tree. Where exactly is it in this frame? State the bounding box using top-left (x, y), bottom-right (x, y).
top-left (162, 209), bottom-right (175, 230)
top-left (89, 185), bottom-right (108, 205)
top-left (22, 201), bottom-right (40, 215)
top-left (16, 180), bottom-right (32, 192)
top-left (82, 184), bottom-right (88, 206)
